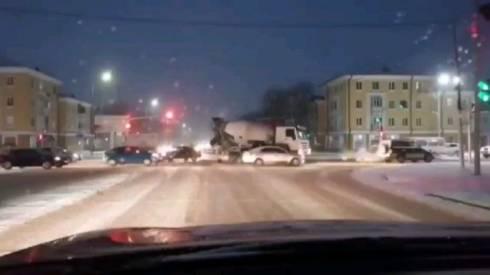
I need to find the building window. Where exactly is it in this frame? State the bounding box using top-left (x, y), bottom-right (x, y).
top-left (356, 118), bottom-right (363, 126)
top-left (416, 118), bottom-right (422, 126)
top-left (6, 97), bottom-right (14, 106)
top-left (372, 81), bottom-right (380, 90)
top-left (416, 100), bottom-right (422, 109)
top-left (400, 100), bottom-right (408, 109)
top-left (78, 104), bottom-right (86, 114)
top-left (371, 96), bottom-right (382, 107)
top-left (388, 82), bottom-right (395, 90)
top-left (356, 81), bottom-right (362, 90)
top-left (6, 115), bottom-right (14, 127)
top-left (448, 117), bottom-right (454, 125)
top-left (402, 118), bottom-right (408, 126)
top-left (6, 77), bottom-right (14, 86)
top-left (355, 100), bottom-right (362, 108)
top-left (402, 81), bottom-right (409, 90)
top-left (388, 118), bottom-right (395, 126)
top-left (389, 100), bottom-right (395, 109)
top-left (415, 81), bottom-right (420, 90)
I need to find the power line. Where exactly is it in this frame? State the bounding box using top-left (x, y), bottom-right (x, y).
top-left (0, 5), bottom-right (452, 30)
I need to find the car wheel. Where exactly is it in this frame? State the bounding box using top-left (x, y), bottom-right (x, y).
top-left (143, 159), bottom-right (152, 166)
top-left (108, 159), bottom-right (117, 166)
top-left (42, 161), bottom-right (52, 170)
top-left (2, 161), bottom-right (12, 170)
top-left (290, 158), bottom-right (301, 166)
top-left (254, 158), bottom-right (264, 166)
top-left (396, 154), bottom-right (405, 163)
top-left (424, 154), bottom-right (434, 163)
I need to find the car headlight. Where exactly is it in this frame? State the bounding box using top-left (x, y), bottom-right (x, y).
top-left (54, 156), bottom-right (61, 161)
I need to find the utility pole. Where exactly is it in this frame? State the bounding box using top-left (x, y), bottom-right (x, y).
top-left (473, 0), bottom-right (482, 175)
top-left (452, 25), bottom-right (465, 168)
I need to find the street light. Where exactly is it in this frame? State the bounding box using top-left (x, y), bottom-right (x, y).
top-left (150, 98), bottom-right (159, 108)
top-left (101, 70), bottom-right (113, 83)
top-left (437, 73), bottom-right (450, 86)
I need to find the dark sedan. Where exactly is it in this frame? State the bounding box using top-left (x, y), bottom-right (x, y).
top-left (0, 148), bottom-right (64, 170)
top-left (164, 146), bottom-right (201, 163)
top-left (105, 146), bottom-right (156, 166)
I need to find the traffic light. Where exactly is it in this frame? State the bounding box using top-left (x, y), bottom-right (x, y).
top-left (478, 80), bottom-right (490, 103)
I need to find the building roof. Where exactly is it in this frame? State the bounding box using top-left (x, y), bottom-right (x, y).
top-left (59, 95), bottom-right (92, 107)
top-left (0, 66), bottom-right (62, 85)
top-left (319, 73), bottom-right (436, 88)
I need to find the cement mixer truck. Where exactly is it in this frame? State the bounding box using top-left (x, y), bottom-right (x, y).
top-left (210, 118), bottom-right (311, 162)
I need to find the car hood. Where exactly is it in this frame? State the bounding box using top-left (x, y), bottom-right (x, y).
top-left (2, 220), bottom-right (490, 265)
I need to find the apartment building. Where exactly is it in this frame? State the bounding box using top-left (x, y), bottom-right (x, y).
top-left (0, 67), bottom-right (61, 148)
top-left (58, 96), bottom-right (94, 151)
top-left (321, 74), bottom-right (473, 151)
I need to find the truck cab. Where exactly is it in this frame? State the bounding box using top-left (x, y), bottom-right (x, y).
top-left (275, 126), bottom-right (311, 155)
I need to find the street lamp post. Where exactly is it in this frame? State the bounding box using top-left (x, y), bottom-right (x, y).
top-left (91, 70), bottom-right (113, 111)
top-left (437, 72), bottom-right (465, 168)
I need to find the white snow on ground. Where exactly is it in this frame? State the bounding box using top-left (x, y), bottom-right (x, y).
top-left (352, 162), bottom-right (490, 220)
top-left (0, 173), bottom-right (130, 233)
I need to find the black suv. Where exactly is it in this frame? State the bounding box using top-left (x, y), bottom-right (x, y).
top-left (386, 146), bottom-right (434, 163)
top-left (165, 146), bottom-right (201, 162)
top-left (41, 147), bottom-right (73, 165)
top-left (0, 148), bottom-right (64, 170)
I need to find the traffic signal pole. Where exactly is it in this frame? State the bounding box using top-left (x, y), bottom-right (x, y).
top-left (473, 0), bottom-right (482, 175)
top-left (452, 25), bottom-right (465, 169)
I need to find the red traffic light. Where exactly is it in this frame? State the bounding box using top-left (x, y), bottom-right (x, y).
top-left (165, 110), bottom-right (174, 119)
top-left (125, 122), bottom-right (131, 130)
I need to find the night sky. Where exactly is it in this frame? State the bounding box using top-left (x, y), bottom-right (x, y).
top-left (0, 0), bottom-right (483, 126)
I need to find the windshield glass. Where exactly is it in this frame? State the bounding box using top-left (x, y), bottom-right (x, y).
top-left (0, 0), bottom-right (489, 263)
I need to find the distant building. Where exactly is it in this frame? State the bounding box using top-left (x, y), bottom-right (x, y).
top-left (317, 74), bottom-right (474, 151)
top-left (94, 115), bottom-right (129, 150)
top-left (0, 67), bottom-right (61, 148)
top-left (58, 96), bottom-right (94, 152)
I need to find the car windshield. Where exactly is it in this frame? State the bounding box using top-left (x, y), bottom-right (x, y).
top-left (1, 0), bottom-right (490, 264)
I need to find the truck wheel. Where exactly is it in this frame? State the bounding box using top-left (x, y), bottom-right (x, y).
top-left (290, 158), bottom-right (301, 167)
top-left (254, 159), bottom-right (264, 166)
top-left (424, 154), bottom-right (433, 163)
top-left (396, 155), bottom-right (405, 163)
top-left (2, 161), bottom-right (12, 170)
top-left (42, 161), bottom-right (52, 170)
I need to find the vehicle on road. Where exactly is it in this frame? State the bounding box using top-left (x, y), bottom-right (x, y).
top-left (104, 146), bottom-right (156, 166)
top-left (3, 221), bottom-right (490, 274)
top-left (241, 146), bottom-right (303, 166)
top-left (211, 118), bottom-right (311, 162)
top-left (41, 147), bottom-right (73, 165)
top-left (0, 148), bottom-right (64, 170)
top-left (410, 137), bottom-right (459, 156)
top-left (482, 145), bottom-right (490, 159)
top-left (378, 139), bottom-right (434, 163)
top-left (164, 146), bottom-right (201, 163)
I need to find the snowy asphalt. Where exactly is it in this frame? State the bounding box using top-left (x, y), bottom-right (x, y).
top-left (0, 161), bottom-right (469, 254)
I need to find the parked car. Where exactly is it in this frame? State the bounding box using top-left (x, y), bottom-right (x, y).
top-left (164, 146), bottom-right (201, 163)
top-left (0, 148), bottom-right (64, 170)
top-left (41, 147), bottom-right (73, 165)
top-left (385, 146), bottom-right (434, 163)
top-left (241, 146), bottom-right (303, 166)
top-left (481, 145), bottom-right (490, 159)
top-left (105, 146), bottom-right (156, 166)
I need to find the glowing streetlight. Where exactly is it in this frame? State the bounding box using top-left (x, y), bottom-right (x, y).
top-left (437, 73), bottom-right (450, 86)
top-left (100, 70), bottom-right (113, 83)
top-left (150, 98), bottom-right (159, 108)
top-left (165, 110), bottom-right (174, 119)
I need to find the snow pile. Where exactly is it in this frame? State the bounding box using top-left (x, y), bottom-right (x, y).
top-left (354, 148), bottom-right (385, 162)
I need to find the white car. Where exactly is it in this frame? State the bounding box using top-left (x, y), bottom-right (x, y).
top-left (241, 146), bottom-right (303, 166)
top-left (481, 145), bottom-right (490, 159)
